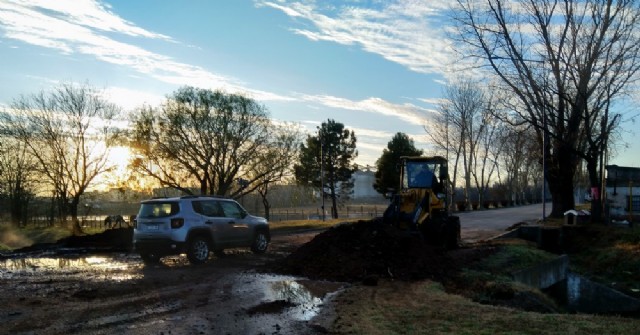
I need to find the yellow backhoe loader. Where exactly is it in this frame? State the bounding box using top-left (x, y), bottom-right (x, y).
top-left (383, 156), bottom-right (460, 249)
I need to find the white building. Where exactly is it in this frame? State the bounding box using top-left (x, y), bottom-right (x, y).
top-left (352, 169), bottom-right (384, 200)
top-left (605, 165), bottom-right (640, 217)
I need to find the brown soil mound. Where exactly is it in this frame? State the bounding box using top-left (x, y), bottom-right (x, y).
top-left (272, 219), bottom-right (470, 283)
top-left (4, 228), bottom-right (133, 256)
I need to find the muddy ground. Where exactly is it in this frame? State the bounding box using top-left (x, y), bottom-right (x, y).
top-left (0, 229), bottom-right (334, 335)
top-left (0, 219), bottom-right (501, 335)
top-left (4, 217), bottom-right (626, 334)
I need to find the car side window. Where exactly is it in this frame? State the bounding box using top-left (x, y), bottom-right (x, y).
top-left (193, 200), bottom-right (223, 217)
top-left (220, 201), bottom-right (245, 219)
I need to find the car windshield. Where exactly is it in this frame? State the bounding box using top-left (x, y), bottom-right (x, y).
top-left (138, 202), bottom-right (179, 218)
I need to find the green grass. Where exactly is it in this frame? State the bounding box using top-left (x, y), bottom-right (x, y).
top-left (570, 225), bottom-right (640, 292)
top-left (332, 280), bottom-right (640, 335)
top-left (477, 244), bottom-right (558, 274)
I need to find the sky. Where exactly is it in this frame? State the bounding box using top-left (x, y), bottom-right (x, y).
top-left (0, 0), bottom-right (638, 169)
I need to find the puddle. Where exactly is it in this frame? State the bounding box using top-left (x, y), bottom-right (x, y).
top-left (546, 273), bottom-right (640, 315)
top-left (0, 254), bottom-right (139, 280)
top-left (244, 275), bottom-right (346, 321)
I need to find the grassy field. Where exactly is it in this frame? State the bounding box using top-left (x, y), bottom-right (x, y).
top-left (331, 279), bottom-right (640, 335)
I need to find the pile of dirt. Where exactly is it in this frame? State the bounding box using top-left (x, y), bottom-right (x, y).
top-left (4, 228), bottom-right (133, 257)
top-left (271, 219), bottom-right (482, 283)
top-left (63, 228), bottom-right (133, 250)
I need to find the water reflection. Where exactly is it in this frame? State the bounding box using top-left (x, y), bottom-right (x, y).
top-left (264, 278), bottom-right (344, 321)
top-left (0, 255), bottom-right (137, 281)
top-left (547, 273), bottom-right (640, 315)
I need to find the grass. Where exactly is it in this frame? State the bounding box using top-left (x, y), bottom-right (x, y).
top-left (0, 224), bottom-right (71, 250)
top-left (475, 243), bottom-right (558, 274)
top-left (569, 224), bottom-right (640, 293)
top-left (329, 223), bottom-right (640, 334)
top-left (331, 279), bottom-right (640, 335)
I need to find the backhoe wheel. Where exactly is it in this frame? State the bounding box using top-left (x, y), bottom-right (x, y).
top-left (251, 230), bottom-right (269, 254)
top-left (187, 236), bottom-right (210, 264)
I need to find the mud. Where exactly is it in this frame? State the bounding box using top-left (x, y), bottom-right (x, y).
top-left (270, 219), bottom-right (492, 283)
top-left (0, 230), bottom-right (341, 335)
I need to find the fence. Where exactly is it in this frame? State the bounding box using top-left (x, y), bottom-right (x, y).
top-left (266, 205), bottom-right (382, 222)
top-left (23, 215), bottom-right (133, 229)
top-left (8, 204), bottom-right (385, 227)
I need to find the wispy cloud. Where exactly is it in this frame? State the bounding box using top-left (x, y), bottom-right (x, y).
top-left (0, 0), bottom-right (294, 101)
top-left (300, 93), bottom-right (435, 126)
top-left (256, 0), bottom-right (456, 76)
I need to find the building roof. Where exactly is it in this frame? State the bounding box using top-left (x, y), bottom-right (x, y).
top-left (606, 165), bottom-right (640, 184)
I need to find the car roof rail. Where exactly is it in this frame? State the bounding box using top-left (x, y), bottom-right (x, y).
top-left (180, 194), bottom-right (230, 199)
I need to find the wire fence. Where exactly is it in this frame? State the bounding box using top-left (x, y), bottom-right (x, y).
top-left (22, 215), bottom-right (134, 229)
top-left (14, 205), bottom-right (384, 227)
top-left (265, 205), bottom-right (383, 221)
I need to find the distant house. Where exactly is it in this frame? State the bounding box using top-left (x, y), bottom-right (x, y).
top-left (352, 169), bottom-right (384, 200)
top-left (605, 165), bottom-right (640, 216)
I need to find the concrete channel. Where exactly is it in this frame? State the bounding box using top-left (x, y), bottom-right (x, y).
top-left (498, 225), bottom-right (640, 315)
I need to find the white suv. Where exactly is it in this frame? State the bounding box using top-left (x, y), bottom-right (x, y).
top-left (133, 196), bottom-right (270, 264)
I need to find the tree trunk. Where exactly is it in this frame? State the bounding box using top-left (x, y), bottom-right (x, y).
top-left (259, 186), bottom-right (271, 221)
top-left (69, 197), bottom-right (84, 236)
top-left (546, 146), bottom-right (577, 217)
top-left (586, 157), bottom-right (602, 223)
top-left (330, 185), bottom-right (338, 219)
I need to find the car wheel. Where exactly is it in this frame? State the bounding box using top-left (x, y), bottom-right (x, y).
top-left (187, 236), bottom-right (210, 264)
top-left (140, 253), bottom-right (161, 264)
top-left (251, 231), bottom-right (269, 254)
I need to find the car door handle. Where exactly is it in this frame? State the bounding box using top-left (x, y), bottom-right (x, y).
top-left (205, 220), bottom-right (214, 224)
top-left (227, 221), bottom-right (235, 224)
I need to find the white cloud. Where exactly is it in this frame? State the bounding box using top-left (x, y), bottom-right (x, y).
top-left (345, 126), bottom-right (393, 140)
top-left (0, 0), bottom-right (294, 102)
top-left (300, 93), bottom-right (435, 126)
top-left (257, 0), bottom-right (457, 75)
top-left (101, 86), bottom-right (165, 111)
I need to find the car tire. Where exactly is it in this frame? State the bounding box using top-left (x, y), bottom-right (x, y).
top-left (140, 253), bottom-right (161, 264)
top-left (187, 236), bottom-right (210, 264)
top-left (250, 231), bottom-right (269, 254)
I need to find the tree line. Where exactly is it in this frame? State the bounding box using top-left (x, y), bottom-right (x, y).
top-left (2, 0), bottom-right (640, 232)
top-left (0, 84), bottom-right (361, 231)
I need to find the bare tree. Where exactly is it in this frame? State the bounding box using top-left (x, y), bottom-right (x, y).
top-left (1, 83), bottom-right (120, 234)
top-left (454, 0), bottom-right (640, 218)
top-left (497, 125), bottom-right (540, 205)
top-left (248, 122), bottom-right (302, 220)
top-left (130, 86), bottom-right (293, 199)
top-left (425, 79), bottom-right (500, 208)
top-left (0, 137), bottom-right (37, 226)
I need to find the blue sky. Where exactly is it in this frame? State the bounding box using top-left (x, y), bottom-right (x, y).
top-left (0, 0), bottom-right (638, 168)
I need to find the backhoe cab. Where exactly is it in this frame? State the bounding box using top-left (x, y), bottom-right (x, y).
top-left (383, 156), bottom-right (460, 249)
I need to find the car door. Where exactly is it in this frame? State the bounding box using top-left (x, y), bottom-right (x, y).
top-left (192, 200), bottom-right (234, 246)
top-left (219, 201), bottom-right (252, 244)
